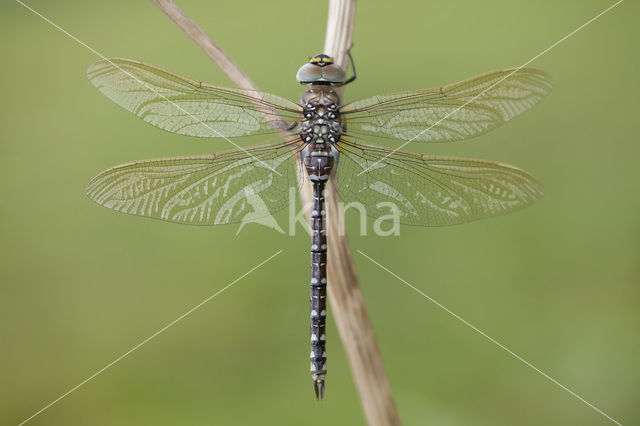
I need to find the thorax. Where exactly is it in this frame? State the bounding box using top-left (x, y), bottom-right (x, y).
top-left (300, 86), bottom-right (342, 182)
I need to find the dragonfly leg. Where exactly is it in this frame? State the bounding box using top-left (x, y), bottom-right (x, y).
top-left (340, 45), bottom-right (357, 86)
top-left (275, 121), bottom-right (298, 131)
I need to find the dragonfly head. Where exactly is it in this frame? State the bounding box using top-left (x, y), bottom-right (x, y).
top-left (296, 54), bottom-right (346, 85)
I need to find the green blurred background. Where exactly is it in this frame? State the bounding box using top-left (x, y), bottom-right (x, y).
top-left (1, 1), bottom-right (638, 425)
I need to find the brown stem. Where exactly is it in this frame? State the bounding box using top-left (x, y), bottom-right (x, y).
top-left (151, 1), bottom-right (400, 424)
top-left (322, 2), bottom-right (401, 425)
top-left (151, 0), bottom-right (255, 89)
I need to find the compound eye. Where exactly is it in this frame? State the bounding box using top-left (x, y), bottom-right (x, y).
top-left (321, 64), bottom-right (346, 83)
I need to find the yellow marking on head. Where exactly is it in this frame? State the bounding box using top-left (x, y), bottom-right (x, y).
top-left (310, 54), bottom-right (334, 65)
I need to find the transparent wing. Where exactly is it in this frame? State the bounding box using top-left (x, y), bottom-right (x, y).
top-left (87, 58), bottom-right (302, 138)
top-left (335, 139), bottom-right (543, 226)
top-left (86, 141), bottom-right (302, 225)
top-left (340, 67), bottom-right (552, 143)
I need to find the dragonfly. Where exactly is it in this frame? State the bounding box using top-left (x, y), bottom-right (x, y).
top-left (86, 53), bottom-right (552, 399)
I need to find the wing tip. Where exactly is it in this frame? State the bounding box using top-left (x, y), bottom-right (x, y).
top-left (86, 57), bottom-right (146, 81)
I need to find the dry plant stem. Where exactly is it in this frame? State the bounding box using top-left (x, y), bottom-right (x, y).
top-left (151, 0), bottom-right (255, 89)
top-left (322, 2), bottom-right (400, 426)
top-left (152, 1), bottom-right (399, 425)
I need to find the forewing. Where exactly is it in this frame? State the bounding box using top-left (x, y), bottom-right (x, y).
top-left (341, 68), bottom-right (552, 143)
top-left (86, 142), bottom-right (302, 225)
top-left (335, 140), bottom-right (543, 226)
top-left (87, 58), bottom-right (301, 138)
